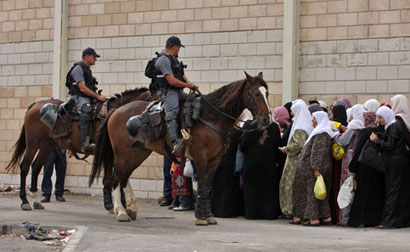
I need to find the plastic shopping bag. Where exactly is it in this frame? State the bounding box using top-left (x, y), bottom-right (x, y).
top-left (337, 176), bottom-right (355, 209)
top-left (183, 159), bottom-right (194, 177)
top-left (314, 175), bottom-right (327, 200)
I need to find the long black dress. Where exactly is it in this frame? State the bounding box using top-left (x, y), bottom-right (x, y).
top-left (348, 128), bottom-right (385, 227)
top-left (376, 122), bottom-right (410, 228)
top-left (240, 121), bottom-right (282, 219)
top-left (211, 128), bottom-right (244, 217)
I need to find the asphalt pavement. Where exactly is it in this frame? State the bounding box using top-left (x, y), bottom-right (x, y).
top-left (1, 192), bottom-right (410, 252)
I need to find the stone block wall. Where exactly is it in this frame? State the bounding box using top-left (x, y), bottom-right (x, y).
top-left (299, 0), bottom-right (410, 105)
top-left (0, 0), bottom-right (284, 198)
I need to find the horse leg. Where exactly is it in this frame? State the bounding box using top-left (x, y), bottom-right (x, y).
top-left (203, 159), bottom-right (221, 225)
top-left (30, 143), bottom-right (54, 194)
top-left (193, 156), bottom-right (209, 225)
top-left (102, 172), bottom-right (114, 213)
top-left (124, 180), bottom-right (137, 220)
top-left (19, 146), bottom-right (38, 211)
top-left (113, 184), bottom-right (130, 222)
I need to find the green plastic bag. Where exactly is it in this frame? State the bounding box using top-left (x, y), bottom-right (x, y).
top-left (314, 175), bottom-right (327, 200)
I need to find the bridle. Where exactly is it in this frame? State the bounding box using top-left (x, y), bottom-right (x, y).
top-left (195, 79), bottom-right (272, 132)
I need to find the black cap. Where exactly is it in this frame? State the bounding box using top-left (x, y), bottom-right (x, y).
top-left (166, 36), bottom-right (184, 48)
top-left (82, 47), bottom-right (100, 58)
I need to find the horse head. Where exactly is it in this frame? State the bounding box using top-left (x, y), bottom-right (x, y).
top-left (242, 71), bottom-right (272, 129)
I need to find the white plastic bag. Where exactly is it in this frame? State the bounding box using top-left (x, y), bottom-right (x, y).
top-left (337, 176), bottom-right (355, 209)
top-left (183, 159), bottom-right (194, 177)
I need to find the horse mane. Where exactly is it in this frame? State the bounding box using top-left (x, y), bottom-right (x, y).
top-left (109, 87), bottom-right (148, 105)
top-left (200, 79), bottom-right (247, 123)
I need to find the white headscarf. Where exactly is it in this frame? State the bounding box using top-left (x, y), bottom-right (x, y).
top-left (304, 111), bottom-right (337, 146)
top-left (239, 108), bottom-right (253, 127)
top-left (364, 99), bottom-right (380, 112)
top-left (346, 108), bottom-right (353, 122)
top-left (391, 94), bottom-right (410, 132)
top-left (377, 106), bottom-right (396, 130)
top-left (288, 101), bottom-right (314, 144)
top-left (347, 104), bottom-right (365, 130)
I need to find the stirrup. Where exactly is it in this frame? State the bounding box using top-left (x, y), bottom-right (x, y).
top-left (172, 139), bottom-right (185, 154)
top-left (81, 143), bottom-right (96, 154)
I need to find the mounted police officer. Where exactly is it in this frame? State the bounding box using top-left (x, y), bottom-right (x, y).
top-left (153, 36), bottom-right (199, 153)
top-left (66, 47), bottom-right (107, 153)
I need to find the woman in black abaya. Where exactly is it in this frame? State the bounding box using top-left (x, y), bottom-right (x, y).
top-left (371, 106), bottom-right (410, 229)
top-left (348, 111), bottom-right (385, 227)
top-left (239, 121), bottom-right (282, 220)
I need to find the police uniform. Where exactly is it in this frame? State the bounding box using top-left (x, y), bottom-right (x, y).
top-left (154, 45), bottom-right (187, 148)
top-left (65, 48), bottom-right (100, 150)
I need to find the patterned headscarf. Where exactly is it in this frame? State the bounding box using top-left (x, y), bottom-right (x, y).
top-left (363, 111), bottom-right (378, 129)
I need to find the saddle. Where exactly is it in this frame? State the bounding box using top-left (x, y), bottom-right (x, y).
top-left (126, 94), bottom-right (201, 147)
top-left (40, 98), bottom-right (104, 139)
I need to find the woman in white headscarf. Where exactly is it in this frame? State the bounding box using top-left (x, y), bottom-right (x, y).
top-left (364, 99), bottom-right (381, 112)
top-left (370, 106), bottom-right (410, 229)
top-left (292, 111), bottom-right (336, 226)
top-left (334, 104), bottom-right (365, 225)
top-left (279, 101), bottom-right (313, 217)
top-left (391, 95), bottom-right (410, 145)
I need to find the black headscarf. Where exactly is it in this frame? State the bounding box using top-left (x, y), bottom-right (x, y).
top-left (332, 104), bottom-right (348, 126)
top-left (283, 102), bottom-right (293, 121)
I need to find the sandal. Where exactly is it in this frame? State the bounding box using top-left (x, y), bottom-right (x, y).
top-left (302, 221), bottom-right (320, 227)
top-left (289, 219), bottom-right (301, 225)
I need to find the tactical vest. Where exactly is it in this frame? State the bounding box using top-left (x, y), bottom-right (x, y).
top-left (66, 61), bottom-right (97, 97)
top-left (154, 54), bottom-right (186, 89)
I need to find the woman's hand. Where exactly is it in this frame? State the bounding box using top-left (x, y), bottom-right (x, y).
top-left (314, 170), bottom-right (321, 177)
top-left (280, 147), bottom-right (287, 154)
top-left (370, 132), bottom-right (378, 142)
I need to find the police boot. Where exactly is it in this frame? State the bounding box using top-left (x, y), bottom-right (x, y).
top-left (166, 119), bottom-right (185, 155)
top-left (79, 113), bottom-right (95, 154)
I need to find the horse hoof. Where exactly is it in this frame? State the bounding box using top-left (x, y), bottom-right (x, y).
top-left (107, 208), bottom-right (114, 214)
top-left (195, 218), bottom-right (208, 226)
top-left (32, 202), bottom-right (44, 210)
top-left (206, 217), bottom-right (218, 225)
top-left (117, 212), bottom-right (130, 222)
top-left (126, 209), bottom-right (137, 220)
top-left (21, 203), bottom-right (32, 211)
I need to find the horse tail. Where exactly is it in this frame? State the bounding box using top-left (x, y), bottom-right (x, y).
top-left (6, 124), bottom-right (26, 173)
top-left (89, 109), bottom-right (115, 187)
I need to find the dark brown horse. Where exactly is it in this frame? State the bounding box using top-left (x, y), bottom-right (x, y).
top-left (6, 87), bottom-right (150, 211)
top-left (90, 72), bottom-right (272, 224)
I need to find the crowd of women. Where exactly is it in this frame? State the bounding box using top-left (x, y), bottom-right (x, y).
top-left (211, 94), bottom-right (410, 229)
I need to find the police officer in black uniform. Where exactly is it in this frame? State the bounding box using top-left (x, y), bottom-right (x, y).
top-left (66, 47), bottom-right (107, 153)
top-left (153, 36), bottom-right (199, 153)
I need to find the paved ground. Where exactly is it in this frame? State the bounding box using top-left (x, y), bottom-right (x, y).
top-left (1, 192), bottom-right (410, 252)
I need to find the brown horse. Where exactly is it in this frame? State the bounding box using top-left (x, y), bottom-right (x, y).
top-left (90, 72), bottom-right (272, 224)
top-left (6, 87), bottom-right (150, 211)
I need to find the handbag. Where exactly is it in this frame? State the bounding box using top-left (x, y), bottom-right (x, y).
top-left (358, 140), bottom-right (386, 173)
top-left (337, 176), bottom-right (355, 209)
top-left (314, 175), bottom-right (327, 200)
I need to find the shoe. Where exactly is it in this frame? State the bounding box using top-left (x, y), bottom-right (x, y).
top-left (168, 201), bottom-right (180, 210)
top-left (173, 205), bottom-right (191, 211)
top-left (172, 139), bottom-right (185, 155)
top-left (55, 195), bottom-right (66, 202)
top-left (40, 196), bottom-right (50, 203)
top-left (159, 198), bottom-right (173, 207)
top-left (320, 220), bottom-right (332, 226)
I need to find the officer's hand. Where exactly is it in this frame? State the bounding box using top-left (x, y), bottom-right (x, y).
top-left (97, 95), bottom-right (107, 102)
top-left (187, 81), bottom-right (199, 90)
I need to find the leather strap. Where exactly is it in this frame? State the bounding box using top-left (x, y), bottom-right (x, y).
top-left (198, 117), bottom-right (229, 144)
